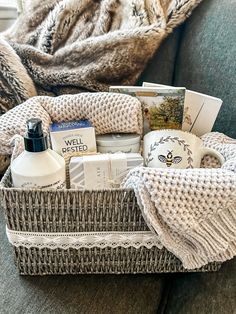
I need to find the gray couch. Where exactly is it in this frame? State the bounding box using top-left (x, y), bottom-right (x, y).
top-left (141, 0), bottom-right (236, 138)
top-left (0, 1), bottom-right (235, 314)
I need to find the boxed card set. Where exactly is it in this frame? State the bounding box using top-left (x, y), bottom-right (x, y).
top-left (109, 86), bottom-right (186, 134)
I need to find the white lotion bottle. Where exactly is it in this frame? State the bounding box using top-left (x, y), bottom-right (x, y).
top-left (11, 118), bottom-right (66, 189)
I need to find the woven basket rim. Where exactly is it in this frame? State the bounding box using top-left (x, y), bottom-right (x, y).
top-left (0, 167), bottom-right (134, 194)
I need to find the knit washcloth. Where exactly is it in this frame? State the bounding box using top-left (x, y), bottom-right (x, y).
top-left (123, 132), bottom-right (236, 269)
top-left (0, 92), bottom-right (143, 157)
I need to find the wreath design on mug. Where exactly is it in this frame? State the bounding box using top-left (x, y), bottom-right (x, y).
top-left (146, 136), bottom-right (194, 168)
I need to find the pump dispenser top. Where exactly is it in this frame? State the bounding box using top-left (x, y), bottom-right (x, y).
top-left (11, 118), bottom-right (66, 189)
top-left (24, 118), bottom-right (48, 152)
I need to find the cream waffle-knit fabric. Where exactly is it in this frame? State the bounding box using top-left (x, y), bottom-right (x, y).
top-left (123, 132), bottom-right (236, 269)
top-left (0, 93), bottom-right (143, 157)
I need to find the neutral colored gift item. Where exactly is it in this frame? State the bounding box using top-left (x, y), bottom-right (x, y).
top-left (11, 118), bottom-right (65, 189)
top-left (143, 129), bottom-right (224, 168)
top-left (0, 93), bottom-right (143, 164)
top-left (0, 0), bottom-right (202, 114)
top-left (69, 153), bottom-right (143, 189)
top-left (96, 134), bottom-right (141, 154)
top-left (143, 82), bottom-right (223, 136)
top-left (50, 119), bottom-right (96, 156)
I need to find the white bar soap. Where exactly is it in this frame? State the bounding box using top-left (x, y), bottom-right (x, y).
top-left (69, 153), bottom-right (143, 189)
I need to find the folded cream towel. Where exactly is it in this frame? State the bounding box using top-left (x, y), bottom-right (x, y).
top-left (123, 132), bottom-right (236, 269)
top-left (0, 92), bottom-right (143, 156)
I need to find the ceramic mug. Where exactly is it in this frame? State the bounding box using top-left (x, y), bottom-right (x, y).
top-left (143, 130), bottom-right (225, 169)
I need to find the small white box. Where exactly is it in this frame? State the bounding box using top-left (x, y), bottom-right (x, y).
top-left (49, 119), bottom-right (97, 156)
top-left (69, 153), bottom-right (143, 189)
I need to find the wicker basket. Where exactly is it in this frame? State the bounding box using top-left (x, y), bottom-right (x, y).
top-left (0, 168), bottom-right (221, 275)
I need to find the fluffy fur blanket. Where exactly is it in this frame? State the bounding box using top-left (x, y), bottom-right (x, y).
top-left (0, 0), bottom-right (202, 114)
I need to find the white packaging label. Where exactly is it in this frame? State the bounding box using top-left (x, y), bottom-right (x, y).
top-left (50, 127), bottom-right (97, 156)
top-left (70, 153), bottom-right (128, 189)
top-left (83, 155), bottom-right (110, 189)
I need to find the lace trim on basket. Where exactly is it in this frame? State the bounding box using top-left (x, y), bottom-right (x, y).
top-left (6, 227), bottom-right (162, 250)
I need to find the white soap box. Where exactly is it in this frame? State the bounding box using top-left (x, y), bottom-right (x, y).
top-left (49, 119), bottom-right (96, 156)
top-left (69, 153), bottom-right (143, 189)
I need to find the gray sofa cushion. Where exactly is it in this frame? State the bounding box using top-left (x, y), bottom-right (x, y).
top-left (164, 259), bottom-right (236, 314)
top-left (174, 0), bottom-right (236, 138)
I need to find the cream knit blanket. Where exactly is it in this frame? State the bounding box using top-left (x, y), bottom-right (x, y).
top-left (123, 132), bottom-right (236, 269)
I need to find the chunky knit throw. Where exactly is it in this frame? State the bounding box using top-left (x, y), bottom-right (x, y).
top-left (123, 132), bottom-right (236, 269)
top-left (0, 0), bottom-right (202, 114)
